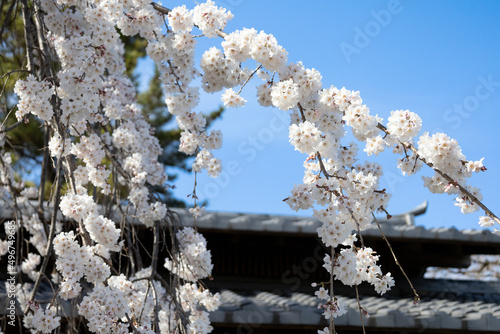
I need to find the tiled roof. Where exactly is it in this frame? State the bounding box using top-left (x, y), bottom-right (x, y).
top-left (211, 279), bottom-right (500, 331)
top-left (3, 280), bottom-right (500, 331)
top-left (426, 255), bottom-right (500, 281)
top-left (3, 201), bottom-right (498, 243)
top-left (173, 202), bottom-right (500, 243)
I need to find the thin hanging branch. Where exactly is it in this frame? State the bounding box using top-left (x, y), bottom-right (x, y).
top-left (150, 220), bottom-right (162, 329)
top-left (25, 151), bottom-right (64, 314)
top-left (329, 246), bottom-right (336, 334)
top-left (354, 284), bottom-right (366, 334)
top-left (20, 0), bottom-right (35, 74)
top-left (372, 213), bottom-right (420, 304)
top-left (37, 125), bottom-right (50, 236)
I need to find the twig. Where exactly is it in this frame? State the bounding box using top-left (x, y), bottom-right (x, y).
top-left (150, 220), bottom-right (161, 330)
top-left (354, 284), bottom-right (366, 334)
top-left (0, 69), bottom-right (30, 100)
top-left (25, 150), bottom-right (64, 314)
top-left (37, 125), bottom-right (50, 237)
top-left (125, 223), bottom-right (143, 273)
top-left (0, 69), bottom-right (29, 80)
top-left (315, 151), bottom-right (334, 179)
top-left (297, 104), bottom-right (347, 182)
top-left (237, 64), bottom-right (262, 95)
top-left (48, 286), bottom-right (62, 309)
top-left (297, 103), bottom-right (307, 122)
top-left (154, 273), bottom-right (171, 290)
top-left (150, 279), bottom-right (161, 332)
top-left (151, 2), bottom-right (170, 15)
top-left (329, 247), bottom-right (336, 334)
top-left (349, 206), bottom-right (365, 248)
top-left (125, 314), bottom-right (140, 334)
top-left (372, 213), bottom-right (420, 304)
top-left (0, 120), bottom-right (22, 133)
top-left (166, 60), bottom-right (185, 94)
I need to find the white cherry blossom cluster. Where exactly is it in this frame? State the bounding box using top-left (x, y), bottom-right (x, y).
top-left (364, 135), bottom-right (387, 156)
top-left (316, 212), bottom-right (352, 248)
top-left (48, 132), bottom-right (72, 158)
top-left (87, 165), bottom-right (112, 195)
top-left (188, 310), bottom-right (215, 334)
top-left (220, 28), bottom-right (289, 72)
top-left (221, 28), bottom-right (257, 63)
top-left (321, 298), bottom-right (348, 319)
top-left (280, 62), bottom-right (323, 102)
top-left (52, 231), bottom-right (113, 298)
top-left (162, 18), bottom-right (289, 179)
top-left (189, 205), bottom-right (206, 218)
top-left (312, 284), bottom-right (348, 320)
top-left (386, 110), bottom-right (422, 143)
top-left (343, 103), bottom-right (379, 141)
top-left (114, 270), bottom-right (160, 320)
top-left (71, 133), bottom-right (106, 168)
top-left (59, 192), bottom-right (97, 222)
top-left (322, 246), bottom-right (394, 295)
top-left (168, 5), bottom-right (194, 32)
top-left (0, 239), bottom-right (8, 256)
top-left (150, 2), bottom-right (234, 181)
top-left (81, 269), bottom-right (220, 334)
top-left (479, 215), bottom-right (495, 228)
top-left (417, 132), bottom-right (485, 213)
top-left (249, 31), bottom-right (288, 72)
top-left (192, 0), bottom-right (233, 38)
top-left (177, 283), bottom-right (221, 333)
top-left (192, 149), bottom-right (223, 177)
top-left (256, 83), bottom-right (273, 106)
top-left (264, 68), bottom-right (398, 319)
top-left (21, 253), bottom-right (41, 281)
top-left (31, 305), bottom-right (61, 333)
top-left (201, 47), bottom-right (245, 93)
top-left (271, 79), bottom-right (301, 111)
top-left (78, 283), bottom-right (131, 333)
top-left (60, 183), bottom-right (120, 250)
top-left (165, 227), bottom-right (214, 281)
top-left (418, 132), bottom-right (465, 178)
top-left (83, 213), bottom-right (122, 251)
top-left (289, 121), bottom-right (322, 154)
top-left (52, 231), bottom-right (88, 299)
top-left (219, 27), bottom-right (413, 322)
top-left (0, 152), bottom-right (16, 206)
top-left (13, 75), bottom-right (53, 122)
top-left (221, 88), bottom-right (246, 108)
top-left (22, 214), bottom-right (50, 256)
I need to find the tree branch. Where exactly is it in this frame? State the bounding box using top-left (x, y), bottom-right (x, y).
top-left (25, 148), bottom-right (63, 314)
top-left (376, 122), bottom-right (500, 225)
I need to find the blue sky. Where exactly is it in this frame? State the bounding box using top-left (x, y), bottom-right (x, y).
top-left (141, 0), bottom-right (500, 230)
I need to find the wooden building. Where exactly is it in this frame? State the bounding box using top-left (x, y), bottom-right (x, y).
top-left (173, 202), bottom-right (500, 334)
